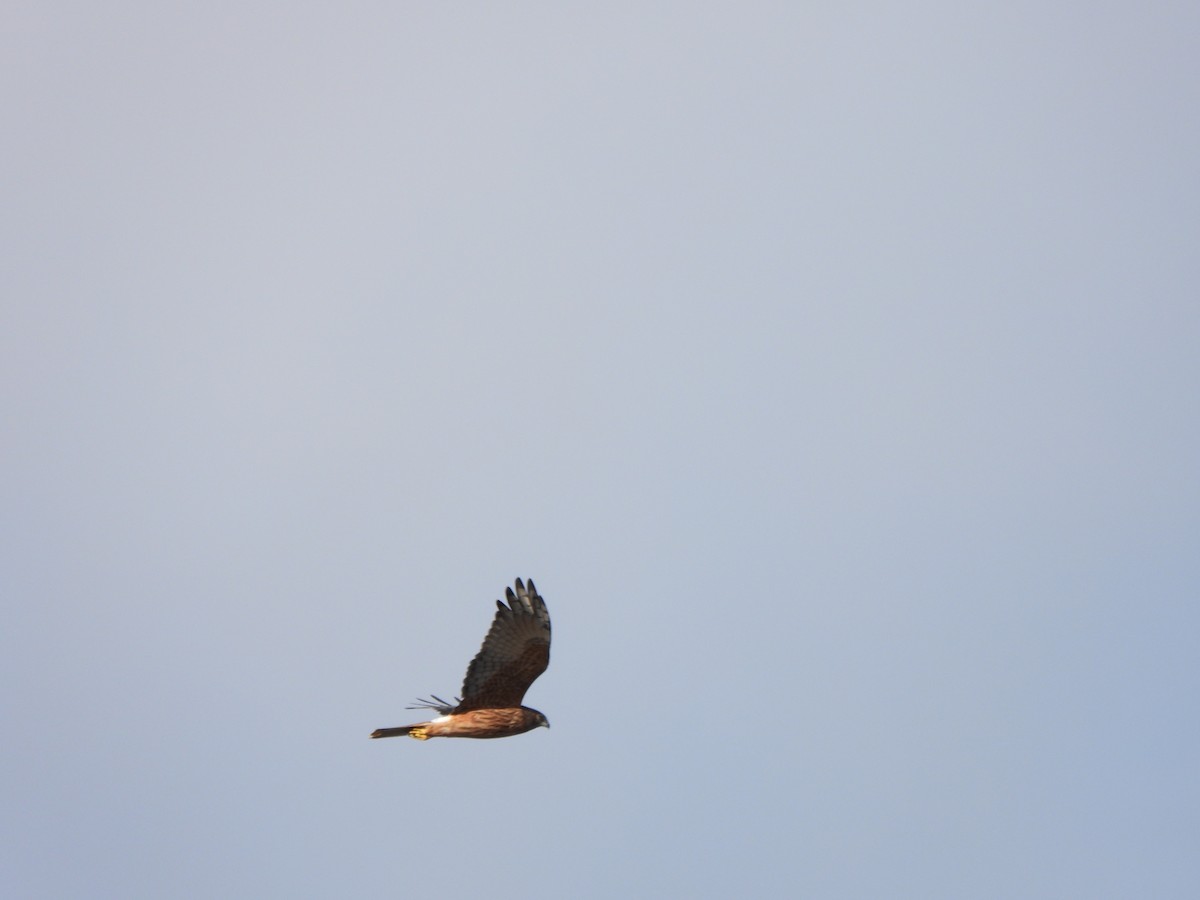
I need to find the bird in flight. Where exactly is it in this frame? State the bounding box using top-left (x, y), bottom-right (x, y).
top-left (370, 578), bottom-right (551, 741)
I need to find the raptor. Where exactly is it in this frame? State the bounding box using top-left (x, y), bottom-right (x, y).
top-left (370, 578), bottom-right (551, 741)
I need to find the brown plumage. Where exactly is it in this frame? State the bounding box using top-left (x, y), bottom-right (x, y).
top-left (370, 578), bottom-right (551, 741)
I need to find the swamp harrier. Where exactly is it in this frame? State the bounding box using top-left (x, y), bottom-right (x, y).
top-left (370, 578), bottom-right (551, 741)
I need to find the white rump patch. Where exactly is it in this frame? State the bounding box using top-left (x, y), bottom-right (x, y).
top-left (432, 715), bottom-right (453, 723)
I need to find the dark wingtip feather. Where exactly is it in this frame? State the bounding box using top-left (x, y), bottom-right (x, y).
top-left (406, 695), bottom-right (456, 713)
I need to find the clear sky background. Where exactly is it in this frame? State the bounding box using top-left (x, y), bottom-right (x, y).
top-left (3, 3), bottom-right (1198, 898)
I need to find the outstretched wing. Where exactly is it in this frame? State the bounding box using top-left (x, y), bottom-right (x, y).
top-left (456, 578), bottom-right (550, 710)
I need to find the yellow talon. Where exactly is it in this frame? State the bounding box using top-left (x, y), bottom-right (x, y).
top-left (408, 726), bottom-right (429, 741)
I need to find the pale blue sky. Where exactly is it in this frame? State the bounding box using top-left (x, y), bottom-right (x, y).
top-left (3, 3), bottom-right (1198, 898)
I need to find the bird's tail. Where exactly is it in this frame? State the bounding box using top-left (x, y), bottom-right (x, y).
top-left (370, 725), bottom-right (430, 740)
